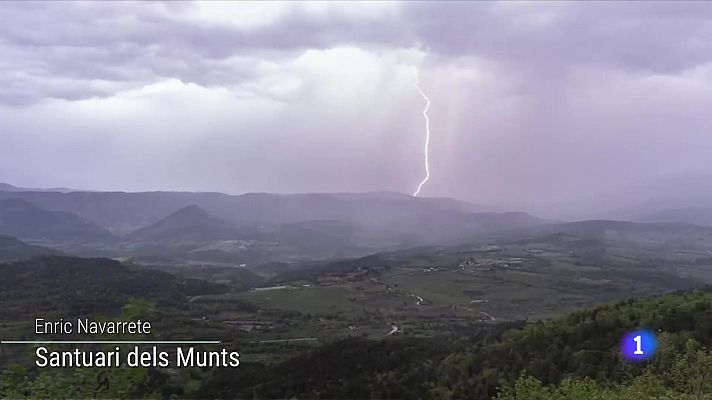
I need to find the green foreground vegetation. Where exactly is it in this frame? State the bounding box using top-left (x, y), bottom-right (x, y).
top-left (1, 255), bottom-right (711, 399)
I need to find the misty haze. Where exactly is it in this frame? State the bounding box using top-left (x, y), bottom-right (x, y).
top-left (2, 2), bottom-right (712, 400)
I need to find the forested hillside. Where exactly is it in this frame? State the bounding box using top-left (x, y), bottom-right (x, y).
top-left (197, 288), bottom-right (712, 399)
top-left (0, 256), bottom-right (227, 320)
top-left (2, 258), bottom-right (711, 399)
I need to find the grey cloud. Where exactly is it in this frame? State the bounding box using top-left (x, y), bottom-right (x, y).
top-left (405, 2), bottom-right (712, 74)
top-left (0, 2), bottom-right (405, 103)
top-left (4, 2), bottom-right (711, 104)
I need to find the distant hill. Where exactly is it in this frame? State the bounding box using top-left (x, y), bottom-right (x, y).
top-left (121, 206), bottom-right (414, 265)
top-left (0, 183), bottom-right (21, 192)
top-left (549, 219), bottom-right (708, 235)
top-left (545, 219), bottom-right (712, 244)
top-left (0, 198), bottom-right (116, 243)
top-left (0, 235), bottom-right (61, 262)
top-left (520, 220), bottom-right (712, 252)
top-left (127, 205), bottom-right (245, 242)
top-left (0, 182), bottom-right (77, 193)
top-left (640, 207), bottom-right (712, 227)
top-left (120, 205), bottom-right (258, 263)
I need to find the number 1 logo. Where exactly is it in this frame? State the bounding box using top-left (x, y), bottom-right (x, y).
top-left (633, 335), bottom-right (644, 355)
top-left (621, 330), bottom-right (657, 361)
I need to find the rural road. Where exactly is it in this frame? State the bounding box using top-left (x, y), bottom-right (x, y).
top-left (479, 311), bottom-right (496, 321)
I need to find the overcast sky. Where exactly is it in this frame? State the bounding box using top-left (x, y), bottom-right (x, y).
top-left (1, 2), bottom-right (712, 216)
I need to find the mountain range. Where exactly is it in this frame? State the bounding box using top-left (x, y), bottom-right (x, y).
top-left (0, 185), bottom-right (547, 263)
top-left (3, 182), bottom-right (711, 266)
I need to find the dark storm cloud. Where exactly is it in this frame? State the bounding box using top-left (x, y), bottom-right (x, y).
top-left (405, 2), bottom-right (712, 73)
top-left (2, 2), bottom-right (711, 103)
top-left (0, 2), bottom-right (403, 103)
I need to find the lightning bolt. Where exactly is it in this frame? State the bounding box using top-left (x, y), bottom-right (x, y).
top-left (413, 70), bottom-right (431, 197)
